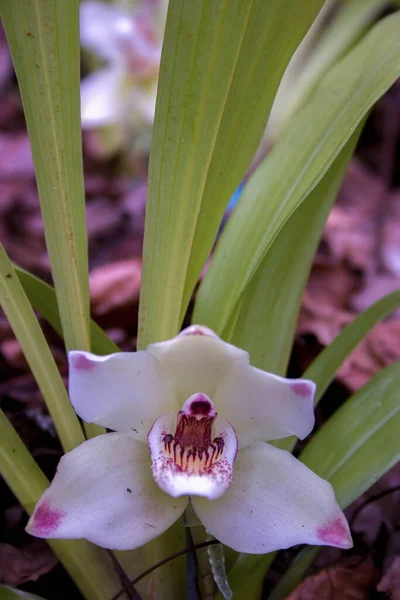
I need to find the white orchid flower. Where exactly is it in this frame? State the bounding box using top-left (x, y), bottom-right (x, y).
top-left (26, 325), bottom-right (352, 554)
top-left (80, 1), bottom-right (165, 131)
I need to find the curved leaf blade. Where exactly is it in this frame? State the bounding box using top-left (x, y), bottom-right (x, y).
top-left (301, 360), bottom-right (400, 507)
top-left (179, 0), bottom-right (327, 321)
top-left (227, 361), bottom-right (400, 599)
top-left (0, 246), bottom-right (84, 452)
top-left (138, 0), bottom-right (325, 348)
top-left (229, 125), bottom-right (362, 374)
top-left (0, 0), bottom-right (90, 353)
top-left (15, 267), bottom-right (119, 355)
top-left (268, 0), bottom-right (391, 140)
top-left (194, 13), bottom-right (400, 333)
top-left (304, 290), bottom-right (400, 402)
top-left (275, 287), bottom-right (400, 454)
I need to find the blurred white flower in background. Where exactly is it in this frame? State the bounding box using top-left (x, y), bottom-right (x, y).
top-left (80, 0), bottom-right (167, 155)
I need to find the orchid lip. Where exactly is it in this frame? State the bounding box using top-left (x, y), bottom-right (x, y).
top-left (147, 393), bottom-right (238, 500)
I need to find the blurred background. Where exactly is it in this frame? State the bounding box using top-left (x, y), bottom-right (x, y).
top-left (1, 1), bottom-right (400, 598)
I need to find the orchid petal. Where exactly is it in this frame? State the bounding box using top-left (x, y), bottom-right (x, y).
top-left (68, 350), bottom-right (177, 440)
top-left (214, 365), bottom-right (315, 447)
top-left (148, 396), bottom-right (237, 500)
top-left (26, 433), bottom-right (187, 550)
top-left (80, 1), bottom-right (131, 63)
top-left (81, 67), bottom-right (125, 129)
top-left (192, 443), bottom-right (352, 554)
top-left (147, 325), bottom-right (249, 403)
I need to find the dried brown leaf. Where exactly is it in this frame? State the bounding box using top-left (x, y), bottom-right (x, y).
top-left (322, 159), bottom-right (384, 274)
top-left (378, 556), bottom-right (400, 600)
top-left (90, 258), bottom-right (141, 317)
top-left (338, 318), bottom-right (400, 391)
top-left (0, 541), bottom-right (57, 586)
top-left (286, 561), bottom-right (380, 600)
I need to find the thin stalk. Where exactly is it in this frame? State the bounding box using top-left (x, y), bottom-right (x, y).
top-left (190, 526), bottom-right (214, 600)
top-left (111, 541), bottom-right (220, 600)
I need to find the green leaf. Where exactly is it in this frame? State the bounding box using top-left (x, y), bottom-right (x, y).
top-left (266, 546), bottom-right (320, 600)
top-left (228, 124), bottom-right (362, 375)
top-left (0, 411), bottom-right (121, 600)
top-left (268, 0), bottom-right (391, 140)
top-left (0, 0), bottom-right (90, 353)
top-left (0, 245), bottom-right (84, 452)
top-left (227, 359), bottom-right (400, 600)
top-left (15, 267), bottom-right (119, 356)
top-left (194, 12), bottom-right (400, 334)
top-left (0, 585), bottom-right (48, 600)
top-left (138, 0), bottom-right (325, 348)
top-left (304, 289), bottom-right (400, 403)
top-left (221, 135), bottom-right (357, 597)
top-left (275, 286), bottom-right (400, 454)
top-left (300, 360), bottom-right (400, 508)
top-left (272, 361), bottom-right (400, 598)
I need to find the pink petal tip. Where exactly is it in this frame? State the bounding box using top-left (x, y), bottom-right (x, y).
top-left (179, 325), bottom-right (218, 338)
top-left (316, 516), bottom-right (353, 549)
top-left (290, 381), bottom-right (313, 398)
top-left (70, 352), bottom-right (96, 371)
top-left (27, 501), bottom-right (65, 536)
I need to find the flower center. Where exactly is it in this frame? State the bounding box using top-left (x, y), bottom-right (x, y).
top-left (147, 393), bottom-right (238, 500)
top-left (162, 397), bottom-right (224, 474)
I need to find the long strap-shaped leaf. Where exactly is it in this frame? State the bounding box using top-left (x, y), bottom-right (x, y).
top-left (214, 127), bottom-right (359, 600)
top-left (138, 0), bottom-right (325, 348)
top-left (305, 291), bottom-right (400, 402)
top-left (302, 360), bottom-right (400, 507)
top-left (0, 245), bottom-right (84, 452)
top-left (0, 411), bottom-right (121, 600)
top-left (270, 360), bottom-right (400, 599)
top-left (225, 361), bottom-right (400, 599)
top-left (275, 287), bottom-right (400, 454)
top-left (15, 267), bottom-right (119, 355)
top-left (224, 286), bottom-right (400, 598)
top-left (13, 265), bottom-right (186, 599)
top-left (268, 0), bottom-right (391, 141)
top-left (194, 12), bottom-right (400, 334)
top-left (228, 124), bottom-right (362, 375)
top-left (0, 1), bottom-right (90, 354)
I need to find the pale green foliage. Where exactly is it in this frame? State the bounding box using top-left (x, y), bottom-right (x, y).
top-left (0, 2), bottom-right (399, 599)
top-left (194, 13), bottom-right (400, 336)
top-left (138, 0), bottom-right (325, 348)
top-left (15, 267), bottom-right (119, 355)
top-left (0, 0), bottom-right (90, 353)
top-left (0, 245), bottom-right (85, 452)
